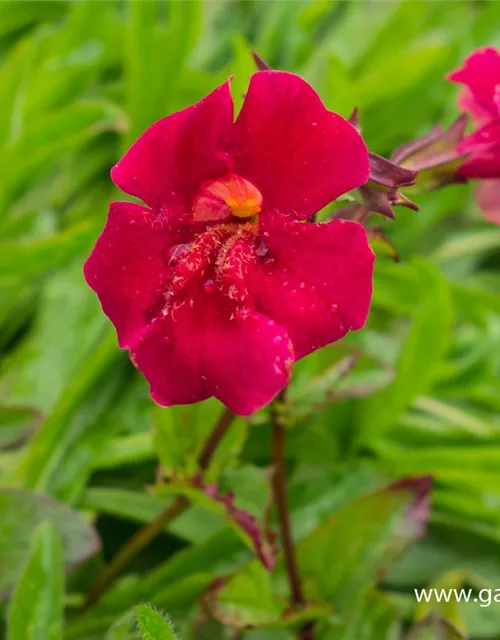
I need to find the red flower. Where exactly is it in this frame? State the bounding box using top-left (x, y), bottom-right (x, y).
top-left (84, 71), bottom-right (374, 415)
top-left (449, 47), bottom-right (500, 223)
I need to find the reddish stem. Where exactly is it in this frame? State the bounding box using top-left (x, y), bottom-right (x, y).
top-left (271, 389), bottom-right (314, 640)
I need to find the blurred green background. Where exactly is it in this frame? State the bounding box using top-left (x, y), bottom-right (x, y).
top-left (1, 1), bottom-right (500, 639)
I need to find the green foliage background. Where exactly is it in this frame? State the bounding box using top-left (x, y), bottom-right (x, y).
top-left (0, 1), bottom-right (500, 639)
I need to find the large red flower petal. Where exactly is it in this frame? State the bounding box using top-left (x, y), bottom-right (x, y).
top-left (449, 47), bottom-right (500, 120)
top-left (475, 179), bottom-right (500, 225)
top-left (232, 71), bottom-right (369, 221)
top-left (130, 305), bottom-right (209, 408)
top-left (84, 202), bottom-right (185, 348)
top-left (132, 303), bottom-right (294, 415)
top-left (111, 82), bottom-right (234, 218)
top-left (203, 309), bottom-right (293, 414)
top-left (248, 217), bottom-right (374, 359)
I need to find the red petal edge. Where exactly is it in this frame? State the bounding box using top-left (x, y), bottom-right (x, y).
top-left (111, 82), bottom-right (234, 219)
top-left (84, 202), bottom-right (185, 348)
top-left (232, 71), bottom-right (370, 221)
top-left (249, 217), bottom-right (375, 359)
top-left (131, 305), bottom-right (294, 416)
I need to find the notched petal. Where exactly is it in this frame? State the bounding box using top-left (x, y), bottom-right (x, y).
top-left (233, 70), bottom-right (370, 220)
top-left (111, 81), bottom-right (234, 218)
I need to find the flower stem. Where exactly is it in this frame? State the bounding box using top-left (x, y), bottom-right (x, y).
top-left (82, 407), bottom-right (236, 610)
top-left (271, 389), bottom-right (314, 640)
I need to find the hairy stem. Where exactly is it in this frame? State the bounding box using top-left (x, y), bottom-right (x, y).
top-left (83, 407), bottom-right (236, 610)
top-left (271, 389), bottom-right (313, 640)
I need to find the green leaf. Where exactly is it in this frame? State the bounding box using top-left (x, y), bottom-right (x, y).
top-left (0, 2), bottom-right (66, 40)
top-left (5, 330), bottom-right (122, 499)
top-left (321, 589), bottom-right (400, 640)
top-left (153, 402), bottom-right (247, 480)
top-left (405, 614), bottom-right (465, 640)
top-left (207, 561), bottom-right (283, 628)
top-left (433, 228), bottom-right (500, 264)
top-left (66, 574), bottom-right (211, 640)
top-left (156, 479), bottom-right (275, 569)
top-left (89, 529), bottom-right (246, 620)
top-left (297, 477), bottom-right (431, 614)
top-left (103, 611), bottom-right (136, 640)
top-left (94, 432), bottom-right (155, 469)
top-left (0, 489), bottom-right (99, 598)
top-left (123, 1), bottom-right (202, 148)
top-left (135, 604), bottom-right (178, 640)
top-left (0, 264), bottom-right (113, 414)
top-left (376, 442), bottom-right (500, 491)
top-left (82, 487), bottom-right (223, 544)
top-left (0, 405), bottom-right (39, 449)
top-left (414, 570), bottom-right (468, 634)
top-left (359, 260), bottom-right (453, 443)
top-left (289, 354), bottom-right (393, 422)
top-left (0, 220), bottom-right (102, 282)
top-left (0, 101), bottom-right (124, 209)
top-left (7, 521), bottom-right (63, 640)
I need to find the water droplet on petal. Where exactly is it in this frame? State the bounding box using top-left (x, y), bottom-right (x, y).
top-left (166, 243), bottom-right (190, 266)
top-left (311, 121), bottom-right (318, 127)
top-left (255, 241), bottom-right (269, 257)
top-left (273, 335), bottom-right (282, 344)
top-left (273, 357), bottom-right (283, 375)
top-left (203, 279), bottom-right (217, 294)
top-left (262, 257), bottom-right (276, 271)
top-left (129, 219), bottom-right (136, 226)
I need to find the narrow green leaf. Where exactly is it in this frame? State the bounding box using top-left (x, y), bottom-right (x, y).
top-left (376, 442), bottom-right (500, 491)
top-left (6, 330), bottom-right (120, 497)
top-left (434, 228), bottom-right (500, 264)
top-left (0, 405), bottom-right (39, 449)
top-left (94, 432), bottom-right (155, 469)
top-left (0, 489), bottom-right (99, 598)
top-left (297, 477), bottom-right (432, 614)
top-left (82, 487), bottom-right (223, 544)
top-left (359, 260), bottom-right (453, 443)
top-left (0, 220), bottom-right (102, 281)
top-left (322, 589), bottom-right (400, 640)
top-left (7, 521), bottom-right (64, 640)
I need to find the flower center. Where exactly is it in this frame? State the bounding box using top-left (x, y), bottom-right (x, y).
top-left (192, 174), bottom-right (262, 222)
top-left (159, 223), bottom-right (258, 321)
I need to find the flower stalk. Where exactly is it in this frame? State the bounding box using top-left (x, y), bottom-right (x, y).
top-left (271, 389), bottom-right (313, 640)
